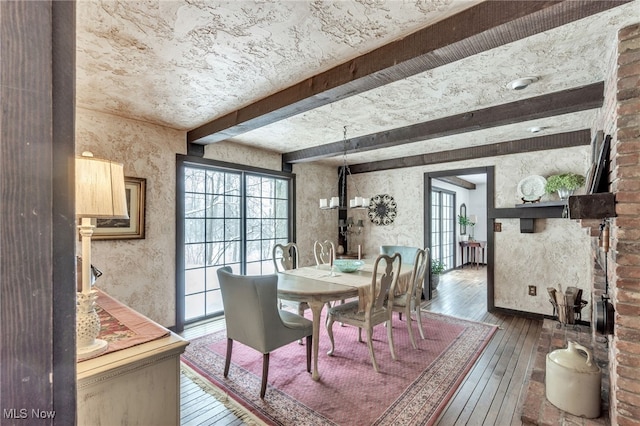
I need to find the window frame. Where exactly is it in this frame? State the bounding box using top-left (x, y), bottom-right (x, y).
top-left (431, 186), bottom-right (456, 274)
top-left (175, 155), bottom-right (296, 331)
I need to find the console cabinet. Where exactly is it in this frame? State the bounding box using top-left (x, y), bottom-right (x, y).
top-left (77, 316), bottom-right (188, 425)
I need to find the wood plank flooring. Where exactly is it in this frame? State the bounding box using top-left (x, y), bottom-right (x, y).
top-left (178, 266), bottom-right (542, 425)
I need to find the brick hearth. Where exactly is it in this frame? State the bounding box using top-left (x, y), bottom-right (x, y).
top-left (522, 319), bottom-right (610, 426)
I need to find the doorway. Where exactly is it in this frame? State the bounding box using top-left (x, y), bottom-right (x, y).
top-left (424, 166), bottom-right (494, 311)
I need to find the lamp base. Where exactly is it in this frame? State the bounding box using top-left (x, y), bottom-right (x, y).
top-left (77, 338), bottom-right (108, 361)
top-left (77, 290), bottom-right (108, 360)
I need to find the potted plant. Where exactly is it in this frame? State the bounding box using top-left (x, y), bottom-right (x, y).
top-left (430, 260), bottom-right (446, 292)
top-left (545, 173), bottom-right (585, 200)
top-left (458, 215), bottom-right (476, 240)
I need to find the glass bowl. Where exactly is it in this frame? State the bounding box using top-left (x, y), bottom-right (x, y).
top-left (333, 259), bottom-right (364, 273)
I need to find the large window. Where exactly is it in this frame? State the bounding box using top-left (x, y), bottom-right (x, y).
top-left (177, 159), bottom-right (294, 327)
top-left (431, 187), bottom-right (455, 272)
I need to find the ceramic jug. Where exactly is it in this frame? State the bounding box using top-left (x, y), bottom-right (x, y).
top-left (545, 341), bottom-right (601, 418)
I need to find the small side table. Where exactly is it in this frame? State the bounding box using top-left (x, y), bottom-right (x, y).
top-left (459, 240), bottom-right (486, 269)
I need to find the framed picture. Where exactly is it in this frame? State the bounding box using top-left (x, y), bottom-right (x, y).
top-left (93, 177), bottom-right (146, 240)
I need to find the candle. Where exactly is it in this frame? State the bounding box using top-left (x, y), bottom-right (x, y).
top-left (330, 196), bottom-right (339, 208)
top-left (329, 248), bottom-right (334, 266)
top-left (320, 198), bottom-right (328, 208)
top-left (357, 245), bottom-right (362, 259)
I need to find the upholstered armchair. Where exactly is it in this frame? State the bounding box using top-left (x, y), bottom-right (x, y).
top-left (216, 267), bottom-right (313, 398)
top-left (379, 245), bottom-right (420, 265)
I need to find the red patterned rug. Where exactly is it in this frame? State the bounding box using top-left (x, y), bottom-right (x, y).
top-left (181, 311), bottom-right (497, 426)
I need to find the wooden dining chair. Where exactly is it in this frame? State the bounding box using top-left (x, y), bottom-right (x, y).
top-left (325, 253), bottom-right (401, 372)
top-left (272, 243), bottom-right (309, 317)
top-left (389, 247), bottom-right (429, 349)
top-left (313, 240), bottom-right (344, 310)
top-left (313, 240), bottom-right (335, 265)
top-left (216, 267), bottom-right (313, 399)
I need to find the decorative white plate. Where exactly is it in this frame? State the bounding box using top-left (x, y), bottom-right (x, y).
top-left (517, 175), bottom-right (547, 201)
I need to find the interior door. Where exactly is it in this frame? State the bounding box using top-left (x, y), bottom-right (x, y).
top-left (431, 187), bottom-right (455, 273)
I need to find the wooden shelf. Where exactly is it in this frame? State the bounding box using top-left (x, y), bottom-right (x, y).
top-left (492, 194), bottom-right (614, 233)
top-left (490, 201), bottom-right (567, 233)
top-left (492, 205), bottom-right (565, 220)
top-left (515, 200), bottom-right (567, 209)
top-left (568, 193), bottom-right (615, 219)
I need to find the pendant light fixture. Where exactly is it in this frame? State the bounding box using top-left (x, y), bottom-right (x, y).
top-left (319, 126), bottom-right (369, 210)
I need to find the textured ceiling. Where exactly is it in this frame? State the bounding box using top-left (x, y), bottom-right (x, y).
top-left (76, 1), bottom-right (640, 167)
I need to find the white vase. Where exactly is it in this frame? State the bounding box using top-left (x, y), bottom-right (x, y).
top-left (557, 188), bottom-right (574, 200)
top-left (430, 274), bottom-right (440, 291)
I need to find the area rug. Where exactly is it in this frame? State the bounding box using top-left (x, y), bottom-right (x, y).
top-left (181, 311), bottom-right (497, 426)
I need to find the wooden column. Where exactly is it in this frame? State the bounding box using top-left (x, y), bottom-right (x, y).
top-left (0, 2), bottom-right (77, 424)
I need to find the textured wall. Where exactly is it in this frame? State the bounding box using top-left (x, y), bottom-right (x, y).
top-left (76, 107), bottom-right (594, 323)
top-left (76, 112), bottom-right (336, 326)
top-left (291, 162), bottom-right (340, 267)
top-left (350, 145), bottom-right (592, 316)
top-left (76, 108), bottom-right (185, 326)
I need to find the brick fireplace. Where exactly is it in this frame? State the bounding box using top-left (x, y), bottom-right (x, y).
top-left (522, 22), bottom-right (640, 426)
top-left (606, 22), bottom-right (640, 426)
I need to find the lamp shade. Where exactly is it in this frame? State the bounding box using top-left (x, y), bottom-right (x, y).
top-left (75, 152), bottom-right (129, 219)
top-left (469, 214), bottom-right (477, 224)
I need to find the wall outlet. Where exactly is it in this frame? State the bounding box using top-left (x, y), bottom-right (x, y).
top-left (494, 222), bottom-right (502, 232)
top-left (528, 285), bottom-right (537, 296)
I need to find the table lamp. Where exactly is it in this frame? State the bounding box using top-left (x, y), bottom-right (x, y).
top-left (75, 152), bottom-right (128, 360)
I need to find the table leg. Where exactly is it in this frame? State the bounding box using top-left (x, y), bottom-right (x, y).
top-left (308, 300), bottom-right (325, 381)
top-left (475, 247), bottom-right (479, 269)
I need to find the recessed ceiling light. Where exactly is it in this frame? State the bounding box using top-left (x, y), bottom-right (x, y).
top-left (528, 126), bottom-right (545, 133)
top-left (508, 76), bottom-right (539, 90)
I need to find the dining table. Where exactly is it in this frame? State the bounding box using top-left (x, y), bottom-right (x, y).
top-left (277, 259), bottom-right (413, 380)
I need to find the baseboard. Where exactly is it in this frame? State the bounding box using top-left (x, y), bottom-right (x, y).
top-left (491, 306), bottom-right (590, 326)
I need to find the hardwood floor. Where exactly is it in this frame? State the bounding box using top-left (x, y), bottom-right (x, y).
top-left (178, 266), bottom-right (542, 425)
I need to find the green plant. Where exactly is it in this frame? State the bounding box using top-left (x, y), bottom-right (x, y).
top-left (545, 173), bottom-right (585, 194)
top-left (431, 260), bottom-right (446, 275)
top-left (458, 215), bottom-right (475, 227)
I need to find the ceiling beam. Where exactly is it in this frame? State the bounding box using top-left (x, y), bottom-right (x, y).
top-left (283, 82), bottom-right (603, 163)
top-left (348, 129), bottom-right (591, 174)
top-left (436, 177), bottom-right (477, 190)
top-left (187, 1), bottom-right (629, 145)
